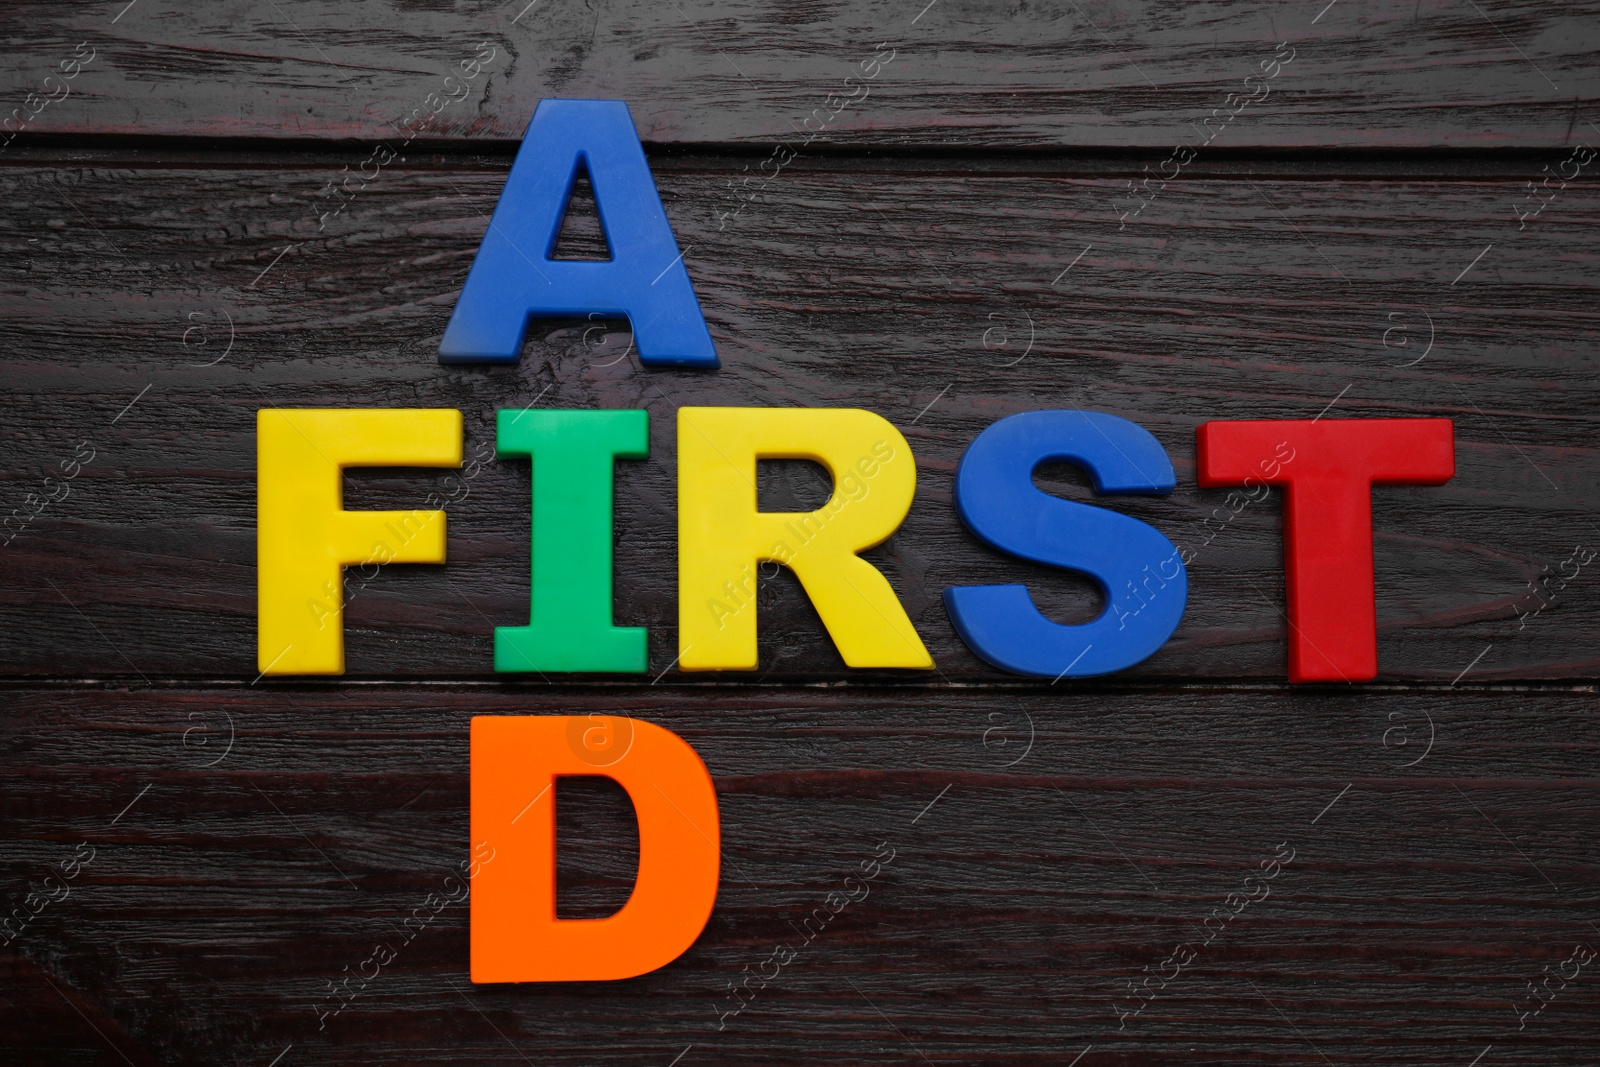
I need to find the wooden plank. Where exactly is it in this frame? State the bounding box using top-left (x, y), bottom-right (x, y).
top-left (0, 157), bottom-right (1593, 681)
top-left (1, 683), bottom-right (1597, 1064)
top-left (6, 153), bottom-right (1593, 681)
top-left (1, 0), bottom-right (1599, 149)
top-left (1, 155), bottom-right (1597, 682)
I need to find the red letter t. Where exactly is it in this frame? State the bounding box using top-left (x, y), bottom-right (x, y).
top-left (1196, 418), bottom-right (1455, 683)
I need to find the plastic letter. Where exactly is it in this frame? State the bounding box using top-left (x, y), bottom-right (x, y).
top-left (470, 715), bottom-right (720, 982)
top-left (1197, 418), bottom-right (1454, 682)
top-left (677, 407), bottom-right (932, 671)
top-left (257, 409), bottom-right (462, 674)
top-left (494, 409), bottom-right (648, 673)
top-left (944, 410), bottom-right (1186, 678)
top-left (439, 99), bottom-right (717, 367)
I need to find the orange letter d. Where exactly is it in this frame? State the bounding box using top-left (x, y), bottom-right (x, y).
top-left (470, 715), bottom-right (720, 982)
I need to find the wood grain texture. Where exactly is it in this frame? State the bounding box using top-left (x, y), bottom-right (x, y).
top-left (4, 5), bottom-right (1600, 1060)
top-left (1, 684), bottom-right (1597, 1066)
top-left (0, 155), bottom-right (1596, 681)
top-left (1, 0), bottom-right (1598, 149)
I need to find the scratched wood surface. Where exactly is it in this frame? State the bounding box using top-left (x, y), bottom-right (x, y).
top-left (0, 154), bottom-right (1596, 682)
top-left (1, 685), bottom-right (1599, 1065)
top-left (2, 0), bottom-right (1599, 149)
top-left (4, 0), bottom-right (1600, 1064)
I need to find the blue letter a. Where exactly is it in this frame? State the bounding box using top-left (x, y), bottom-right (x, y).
top-left (439, 99), bottom-right (717, 367)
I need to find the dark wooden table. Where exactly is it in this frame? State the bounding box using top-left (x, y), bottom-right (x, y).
top-left (2, 1), bottom-right (1598, 1063)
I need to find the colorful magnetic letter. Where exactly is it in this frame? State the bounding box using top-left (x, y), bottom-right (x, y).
top-left (257, 409), bottom-right (462, 675)
top-left (944, 410), bottom-right (1186, 678)
top-left (495, 409), bottom-right (648, 673)
top-left (438, 98), bottom-right (717, 368)
top-left (677, 407), bottom-right (932, 671)
top-left (471, 715), bottom-right (720, 982)
top-left (1196, 417), bottom-right (1455, 683)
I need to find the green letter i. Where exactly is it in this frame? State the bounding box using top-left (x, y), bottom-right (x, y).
top-left (494, 408), bottom-right (648, 673)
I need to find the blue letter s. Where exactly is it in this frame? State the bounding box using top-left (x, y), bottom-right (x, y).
top-left (944, 410), bottom-right (1186, 678)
